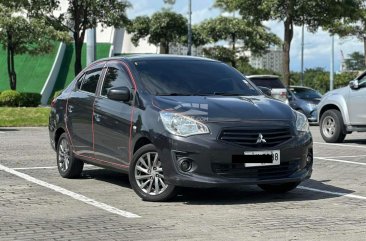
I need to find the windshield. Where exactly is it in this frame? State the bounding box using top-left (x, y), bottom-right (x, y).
top-left (292, 88), bottom-right (322, 99)
top-left (134, 60), bottom-right (259, 96)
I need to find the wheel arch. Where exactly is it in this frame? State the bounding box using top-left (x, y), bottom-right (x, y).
top-left (318, 95), bottom-right (350, 125)
top-left (133, 136), bottom-right (152, 154)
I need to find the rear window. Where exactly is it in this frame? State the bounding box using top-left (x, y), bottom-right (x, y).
top-left (292, 88), bottom-right (322, 99)
top-left (249, 77), bottom-right (285, 89)
top-left (134, 60), bottom-right (259, 96)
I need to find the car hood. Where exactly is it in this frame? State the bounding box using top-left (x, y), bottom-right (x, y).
top-left (153, 95), bottom-right (295, 123)
top-left (323, 86), bottom-right (349, 98)
top-left (300, 98), bottom-right (321, 105)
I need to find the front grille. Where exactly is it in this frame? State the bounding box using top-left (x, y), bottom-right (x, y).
top-left (212, 161), bottom-right (299, 179)
top-left (219, 127), bottom-right (292, 148)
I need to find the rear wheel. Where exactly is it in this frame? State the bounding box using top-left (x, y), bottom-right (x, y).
top-left (258, 182), bottom-right (300, 193)
top-left (129, 144), bottom-right (177, 202)
top-left (57, 133), bottom-right (84, 178)
top-left (320, 109), bottom-right (346, 143)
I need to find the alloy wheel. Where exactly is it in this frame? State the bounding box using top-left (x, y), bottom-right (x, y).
top-left (134, 152), bottom-right (167, 195)
top-left (322, 116), bottom-right (336, 138)
top-left (58, 138), bottom-right (70, 172)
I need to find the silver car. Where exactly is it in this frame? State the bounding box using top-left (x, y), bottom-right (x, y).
top-left (317, 71), bottom-right (366, 143)
top-left (247, 75), bottom-right (289, 104)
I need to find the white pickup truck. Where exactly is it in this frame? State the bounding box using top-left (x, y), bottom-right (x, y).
top-left (317, 72), bottom-right (366, 143)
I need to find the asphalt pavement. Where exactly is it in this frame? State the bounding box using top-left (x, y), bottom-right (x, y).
top-left (0, 126), bottom-right (366, 240)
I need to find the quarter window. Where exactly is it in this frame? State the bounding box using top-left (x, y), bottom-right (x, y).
top-left (101, 67), bottom-right (131, 96)
top-left (80, 69), bottom-right (102, 94)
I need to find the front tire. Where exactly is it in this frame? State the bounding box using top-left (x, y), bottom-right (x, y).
top-left (56, 133), bottom-right (84, 178)
top-left (129, 144), bottom-right (177, 202)
top-left (320, 109), bottom-right (346, 143)
top-left (258, 182), bottom-right (300, 193)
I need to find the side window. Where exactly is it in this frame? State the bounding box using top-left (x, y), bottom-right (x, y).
top-left (101, 67), bottom-right (131, 96)
top-left (80, 68), bottom-right (102, 94)
top-left (75, 74), bottom-right (85, 90)
top-left (358, 75), bottom-right (366, 87)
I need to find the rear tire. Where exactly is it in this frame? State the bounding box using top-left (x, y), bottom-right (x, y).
top-left (56, 133), bottom-right (84, 178)
top-left (129, 144), bottom-right (177, 202)
top-left (258, 182), bottom-right (300, 193)
top-left (320, 109), bottom-right (346, 143)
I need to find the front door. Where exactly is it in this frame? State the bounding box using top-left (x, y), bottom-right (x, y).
top-left (348, 75), bottom-right (366, 125)
top-left (93, 61), bottom-right (134, 167)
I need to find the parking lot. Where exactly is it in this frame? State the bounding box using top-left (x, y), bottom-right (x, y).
top-left (0, 127), bottom-right (366, 240)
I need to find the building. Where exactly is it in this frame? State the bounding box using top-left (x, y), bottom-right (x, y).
top-left (248, 48), bottom-right (283, 73)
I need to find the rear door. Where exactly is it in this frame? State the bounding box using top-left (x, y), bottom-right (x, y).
top-left (93, 61), bottom-right (134, 167)
top-left (348, 75), bottom-right (366, 125)
top-left (66, 63), bottom-right (104, 156)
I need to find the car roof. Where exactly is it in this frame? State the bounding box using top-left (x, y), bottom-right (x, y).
top-left (95, 54), bottom-right (219, 63)
top-left (290, 86), bottom-right (314, 90)
top-left (246, 75), bottom-right (280, 79)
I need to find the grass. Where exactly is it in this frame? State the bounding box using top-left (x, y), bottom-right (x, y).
top-left (0, 43), bottom-right (59, 92)
top-left (0, 107), bottom-right (50, 127)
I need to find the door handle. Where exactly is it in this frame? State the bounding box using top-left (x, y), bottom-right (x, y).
top-left (68, 105), bottom-right (74, 113)
top-left (94, 113), bottom-right (101, 122)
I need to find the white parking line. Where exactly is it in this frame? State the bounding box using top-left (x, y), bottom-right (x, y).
top-left (298, 186), bottom-right (366, 200)
top-left (0, 163), bottom-right (140, 218)
top-left (13, 166), bottom-right (57, 170)
top-left (314, 141), bottom-right (366, 149)
top-left (315, 157), bottom-right (366, 166)
top-left (317, 154), bottom-right (366, 159)
top-left (0, 131), bottom-right (5, 134)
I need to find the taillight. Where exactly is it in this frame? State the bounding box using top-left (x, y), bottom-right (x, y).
top-left (280, 91), bottom-right (287, 96)
top-left (51, 99), bottom-right (56, 107)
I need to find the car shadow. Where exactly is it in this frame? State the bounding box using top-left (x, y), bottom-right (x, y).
top-left (81, 168), bottom-right (356, 205)
top-left (344, 139), bottom-right (366, 145)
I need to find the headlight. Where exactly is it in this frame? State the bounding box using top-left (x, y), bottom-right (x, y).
top-left (160, 112), bottom-right (210, 137)
top-left (296, 111), bottom-right (310, 133)
top-left (307, 103), bottom-right (317, 109)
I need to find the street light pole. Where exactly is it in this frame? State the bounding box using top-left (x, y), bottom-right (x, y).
top-left (301, 24), bottom-right (304, 86)
top-left (330, 35), bottom-right (334, 91)
top-left (187, 0), bottom-right (192, 56)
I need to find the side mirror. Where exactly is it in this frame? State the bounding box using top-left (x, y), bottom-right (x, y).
top-left (349, 80), bottom-right (359, 90)
top-left (258, 86), bottom-right (272, 96)
top-left (107, 87), bottom-right (131, 102)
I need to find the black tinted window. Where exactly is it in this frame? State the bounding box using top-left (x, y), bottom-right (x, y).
top-left (249, 77), bottom-right (285, 89)
top-left (101, 67), bottom-right (131, 96)
top-left (292, 88), bottom-right (322, 99)
top-left (80, 69), bottom-right (102, 94)
top-left (134, 60), bottom-right (259, 96)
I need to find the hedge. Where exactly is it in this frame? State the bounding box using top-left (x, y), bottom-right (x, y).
top-left (0, 90), bottom-right (41, 107)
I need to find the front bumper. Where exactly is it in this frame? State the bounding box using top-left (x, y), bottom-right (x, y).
top-left (154, 131), bottom-right (313, 188)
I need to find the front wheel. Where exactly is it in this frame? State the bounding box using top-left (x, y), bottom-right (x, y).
top-left (129, 144), bottom-right (177, 202)
top-left (320, 109), bottom-right (346, 143)
top-left (258, 182), bottom-right (300, 193)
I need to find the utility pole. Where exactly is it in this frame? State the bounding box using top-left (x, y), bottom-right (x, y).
top-left (301, 25), bottom-right (304, 86)
top-left (187, 0), bottom-right (192, 56)
top-left (330, 35), bottom-right (334, 91)
top-left (86, 28), bottom-right (96, 65)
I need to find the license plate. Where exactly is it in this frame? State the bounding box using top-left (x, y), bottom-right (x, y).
top-left (244, 150), bottom-right (280, 167)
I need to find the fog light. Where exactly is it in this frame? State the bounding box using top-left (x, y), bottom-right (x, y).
top-left (179, 158), bottom-right (192, 172)
top-left (306, 150), bottom-right (313, 165)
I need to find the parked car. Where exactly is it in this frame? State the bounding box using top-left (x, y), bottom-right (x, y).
top-left (49, 55), bottom-right (313, 201)
top-left (318, 71), bottom-right (366, 143)
top-left (288, 86), bottom-right (322, 123)
top-left (247, 75), bottom-right (289, 104)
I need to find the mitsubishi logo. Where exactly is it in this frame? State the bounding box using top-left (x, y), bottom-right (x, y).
top-left (256, 133), bottom-right (267, 144)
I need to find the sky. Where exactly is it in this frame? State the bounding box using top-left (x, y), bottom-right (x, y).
top-left (126, 0), bottom-right (364, 72)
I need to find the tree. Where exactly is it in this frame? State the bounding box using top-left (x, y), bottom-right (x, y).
top-left (199, 16), bottom-right (280, 67)
top-left (127, 10), bottom-right (188, 54)
top-left (330, 10), bottom-right (366, 66)
top-left (30, 0), bottom-right (131, 76)
top-left (215, 0), bottom-right (362, 86)
top-left (344, 52), bottom-right (365, 71)
top-left (0, 1), bottom-right (69, 90)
